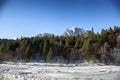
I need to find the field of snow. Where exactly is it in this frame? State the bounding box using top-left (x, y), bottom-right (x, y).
top-left (0, 62), bottom-right (120, 80)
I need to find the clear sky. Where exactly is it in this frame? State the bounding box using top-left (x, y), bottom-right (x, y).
top-left (0, 0), bottom-right (120, 39)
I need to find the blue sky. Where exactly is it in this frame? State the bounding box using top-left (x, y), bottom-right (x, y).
top-left (0, 0), bottom-right (120, 39)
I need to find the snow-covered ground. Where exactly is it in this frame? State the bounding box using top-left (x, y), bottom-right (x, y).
top-left (0, 62), bottom-right (120, 80)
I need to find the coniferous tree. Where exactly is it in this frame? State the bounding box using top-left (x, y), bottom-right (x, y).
top-left (75, 39), bottom-right (80, 49)
top-left (42, 40), bottom-right (48, 60)
top-left (24, 45), bottom-right (31, 60)
top-left (63, 46), bottom-right (71, 63)
top-left (0, 25), bottom-right (120, 64)
top-left (82, 39), bottom-right (92, 60)
top-left (103, 42), bottom-right (109, 64)
top-left (116, 35), bottom-right (120, 48)
top-left (91, 27), bottom-right (94, 34)
top-left (100, 29), bottom-right (108, 44)
top-left (47, 47), bottom-right (53, 62)
top-left (65, 37), bottom-right (69, 47)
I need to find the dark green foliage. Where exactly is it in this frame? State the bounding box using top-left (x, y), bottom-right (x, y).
top-left (65, 38), bottom-right (69, 47)
top-left (0, 26), bottom-right (120, 64)
top-left (82, 39), bottom-right (92, 60)
top-left (100, 29), bottom-right (108, 44)
top-left (103, 42), bottom-right (109, 64)
top-left (63, 46), bottom-right (71, 59)
top-left (75, 39), bottom-right (80, 49)
top-left (42, 40), bottom-right (48, 59)
top-left (116, 35), bottom-right (120, 48)
top-left (24, 45), bottom-right (31, 60)
top-left (47, 47), bottom-right (53, 62)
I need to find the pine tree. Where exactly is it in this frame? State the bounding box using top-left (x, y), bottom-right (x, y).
top-left (103, 42), bottom-right (109, 64)
top-left (100, 29), bottom-right (108, 44)
top-left (42, 40), bottom-right (48, 59)
top-left (92, 27), bottom-right (94, 33)
top-left (82, 39), bottom-right (91, 60)
top-left (75, 39), bottom-right (80, 49)
top-left (116, 35), bottom-right (120, 48)
top-left (47, 47), bottom-right (53, 62)
top-left (65, 38), bottom-right (69, 47)
top-left (63, 46), bottom-right (71, 63)
top-left (24, 45), bottom-right (31, 60)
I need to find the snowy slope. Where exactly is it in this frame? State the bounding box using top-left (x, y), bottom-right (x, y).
top-left (61, 27), bottom-right (88, 36)
top-left (0, 62), bottom-right (120, 80)
top-left (36, 27), bottom-right (88, 37)
top-left (36, 33), bottom-right (54, 37)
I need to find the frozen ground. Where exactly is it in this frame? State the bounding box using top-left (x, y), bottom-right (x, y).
top-left (0, 62), bottom-right (120, 80)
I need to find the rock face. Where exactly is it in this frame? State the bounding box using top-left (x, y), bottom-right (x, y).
top-left (61, 27), bottom-right (88, 36)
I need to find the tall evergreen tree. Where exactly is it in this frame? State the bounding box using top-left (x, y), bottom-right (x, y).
top-left (75, 39), bottom-right (80, 49)
top-left (103, 42), bottom-right (109, 64)
top-left (42, 40), bottom-right (48, 59)
top-left (24, 45), bottom-right (31, 60)
top-left (65, 38), bottom-right (69, 47)
top-left (82, 39), bottom-right (92, 60)
top-left (47, 47), bottom-right (53, 62)
top-left (116, 35), bottom-right (120, 48)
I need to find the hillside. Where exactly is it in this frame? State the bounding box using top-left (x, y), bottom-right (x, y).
top-left (0, 26), bottom-right (120, 64)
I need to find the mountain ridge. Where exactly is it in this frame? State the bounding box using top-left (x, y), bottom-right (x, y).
top-left (61, 27), bottom-right (88, 36)
top-left (36, 27), bottom-right (88, 37)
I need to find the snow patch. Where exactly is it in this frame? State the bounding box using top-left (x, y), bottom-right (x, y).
top-left (0, 62), bottom-right (120, 80)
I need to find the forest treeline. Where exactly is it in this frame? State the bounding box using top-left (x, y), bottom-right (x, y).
top-left (0, 26), bottom-right (120, 64)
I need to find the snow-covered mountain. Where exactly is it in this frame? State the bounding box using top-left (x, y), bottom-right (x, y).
top-left (61, 27), bottom-right (88, 36)
top-left (36, 33), bottom-right (54, 37)
top-left (36, 27), bottom-right (88, 37)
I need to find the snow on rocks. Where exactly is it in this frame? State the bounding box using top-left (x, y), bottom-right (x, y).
top-left (0, 62), bottom-right (120, 80)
